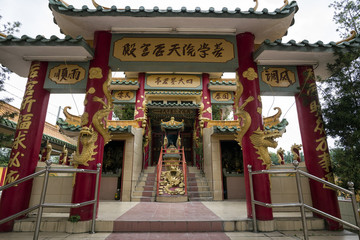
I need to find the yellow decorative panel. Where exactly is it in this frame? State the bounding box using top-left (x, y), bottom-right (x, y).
top-left (49, 64), bottom-right (86, 84)
top-left (113, 37), bottom-right (234, 63)
top-left (147, 75), bottom-right (201, 88)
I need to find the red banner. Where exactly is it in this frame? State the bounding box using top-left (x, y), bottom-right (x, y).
top-left (0, 61), bottom-right (50, 231)
top-left (295, 66), bottom-right (341, 230)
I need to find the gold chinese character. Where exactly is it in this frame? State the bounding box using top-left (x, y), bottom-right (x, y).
top-left (309, 100), bottom-right (318, 114)
top-left (315, 137), bottom-right (328, 152)
top-left (318, 152), bottom-right (331, 172)
top-left (314, 116), bottom-right (325, 134)
top-left (5, 170), bottom-right (20, 185)
top-left (18, 113), bottom-right (33, 130)
top-left (323, 172), bottom-right (335, 189)
top-left (28, 63), bottom-right (40, 79)
top-left (8, 152), bottom-right (23, 168)
top-left (12, 130), bottom-right (27, 150)
top-left (20, 96), bottom-right (36, 112)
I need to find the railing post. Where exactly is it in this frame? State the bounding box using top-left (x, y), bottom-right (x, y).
top-left (293, 160), bottom-right (309, 240)
top-left (347, 181), bottom-right (360, 239)
top-left (248, 165), bottom-right (257, 232)
top-left (33, 160), bottom-right (52, 240)
top-left (90, 163), bottom-right (101, 234)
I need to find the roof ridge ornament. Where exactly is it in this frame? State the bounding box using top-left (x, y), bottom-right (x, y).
top-left (280, 0), bottom-right (289, 10)
top-left (253, 0), bottom-right (259, 11)
top-left (92, 0), bottom-right (110, 10)
top-left (59, 0), bottom-right (69, 7)
top-left (336, 30), bottom-right (357, 45)
top-left (0, 32), bottom-right (7, 38)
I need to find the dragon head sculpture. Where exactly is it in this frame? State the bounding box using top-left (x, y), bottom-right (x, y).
top-left (72, 126), bottom-right (98, 167)
top-left (250, 127), bottom-right (285, 169)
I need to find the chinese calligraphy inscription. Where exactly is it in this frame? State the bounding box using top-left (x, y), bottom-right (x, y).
top-left (114, 37), bottom-right (234, 63)
top-left (49, 64), bottom-right (86, 84)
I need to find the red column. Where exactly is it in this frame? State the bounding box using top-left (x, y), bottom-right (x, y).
top-left (134, 72), bottom-right (145, 127)
top-left (0, 61), bottom-right (50, 231)
top-left (70, 31), bottom-right (112, 221)
top-left (295, 66), bottom-right (342, 230)
top-left (236, 32), bottom-right (273, 220)
top-left (201, 73), bottom-right (212, 126)
top-left (134, 73), bottom-right (148, 168)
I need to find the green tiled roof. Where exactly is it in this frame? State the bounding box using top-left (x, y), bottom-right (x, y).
top-left (213, 118), bottom-right (288, 134)
top-left (0, 35), bottom-right (93, 52)
top-left (147, 102), bottom-right (199, 108)
top-left (209, 81), bottom-right (236, 86)
top-left (108, 125), bottom-right (132, 133)
top-left (57, 118), bottom-right (81, 131)
top-left (111, 80), bottom-right (138, 86)
top-left (0, 118), bottom-right (17, 129)
top-left (57, 118), bottom-right (133, 134)
top-left (49, 0), bottom-right (298, 19)
top-left (255, 37), bottom-right (360, 56)
top-left (146, 91), bottom-right (201, 96)
top-left (42, 134), bottom-right (76, 150)
top-left (264, 118), bottom-right (288, 132)
top-left (1, 118), bottom-right (76, 149)
top-left (213, 126), bottom-right (240, 133)
top-left (161, 122), bottom-right (184, 130)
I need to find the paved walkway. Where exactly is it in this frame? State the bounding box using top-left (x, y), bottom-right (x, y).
top-left (0, 201), bottom-right (358, 239)
top-left (0, 230), bottom-right (358, 240)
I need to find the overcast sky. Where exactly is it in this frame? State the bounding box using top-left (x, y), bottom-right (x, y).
top-left (0, 0), bottom-right (341, 152)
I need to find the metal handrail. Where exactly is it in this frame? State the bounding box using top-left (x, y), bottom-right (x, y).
top-left (181, 147), bottom-right (188, 195)
top-left (156, 147), bottom-right (164, 195)
top-left (248, 160), bottom-right (360, 240)
top-left (0, 160), bottom-right (101, 240)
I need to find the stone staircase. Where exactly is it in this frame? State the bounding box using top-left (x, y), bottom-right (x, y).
top-left (131, 166), bottom-right (157, 202)
top-left (187, 166), bottom-right (213, 201)
top-left (131, 166), bottom-right (213, 202)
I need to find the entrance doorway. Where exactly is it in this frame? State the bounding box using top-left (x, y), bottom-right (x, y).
top-left (220, 140), bottom-right (244, 200)
top-left (100, 140), bottom-right (124, 200)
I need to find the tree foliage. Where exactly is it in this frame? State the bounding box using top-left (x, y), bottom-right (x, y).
top-left (319, 0), bottom-right (360, 192)
top-left (330, 0), bottom-right (360, 37)
top-left (0, 15), bottom-right (21, 161)
top-left (112, 104), bottom-right (135, 120)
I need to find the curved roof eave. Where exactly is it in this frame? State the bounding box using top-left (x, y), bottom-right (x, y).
top-left (49, 0), bottom-right (298, 44)
top-left (254, 37), bottom-right (360, 79)
top-left (0, 35), bottom-right (93, 77)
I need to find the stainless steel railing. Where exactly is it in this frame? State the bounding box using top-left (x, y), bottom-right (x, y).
top-left (248, 160), bottom-right (360, 240)
top-left (0, 160), bottom-right (101, 240)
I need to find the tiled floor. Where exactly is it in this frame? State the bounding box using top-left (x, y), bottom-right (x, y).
top-left (0, 230), bottom-right (358, 240)
top-left (0, 201), bottom-right (358, 239)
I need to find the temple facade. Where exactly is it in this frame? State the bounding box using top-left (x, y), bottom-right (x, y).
top-left (1, 0), bottom-right (359, 232)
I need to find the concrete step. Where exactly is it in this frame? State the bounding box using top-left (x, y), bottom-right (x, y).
top-left (187, 185), bottom-right (210, 192)
top-left (13, 216), bottom-right (325, 233)
top-left (132, 190), bottom-right (156, 197)
top-left (131, 196), bottom-right (156, 202)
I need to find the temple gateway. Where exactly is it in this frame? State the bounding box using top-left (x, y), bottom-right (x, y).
top-left (0, 0), bottom-right (359, 234)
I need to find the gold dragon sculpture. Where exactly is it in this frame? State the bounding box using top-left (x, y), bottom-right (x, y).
top-left (291, 143), bottom-right (303, 162)
top-left (159, 165), bottom-right (185, 195)
top-left (71, 126), bottom-right (98, 168)
top-left (277, 147), bottom-right (285, 165)
top-left (250, 128), bottom-right (284, 169)
top-left (92, 71), bottom-right (113, 145)
top-left (234, 78), bottom-right (255, 147)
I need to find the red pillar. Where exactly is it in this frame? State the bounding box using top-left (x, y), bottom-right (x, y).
top-left (295, 66), bottom-right (342, 230)
top-left (134, 73), bottom-right (148, 168)
top-left (201, 73), bottom-right (212, 126)
top-left (70, 31), bottom-right (112, 221)
top-left (0, 61), bottom-right (50, 231)
top-left (134, 72), bottom-right (145, 126)
top-left (236, 32), bottom-right (273, 220)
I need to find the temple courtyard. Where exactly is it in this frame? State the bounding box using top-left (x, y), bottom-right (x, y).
top-left (0, 201), bottom-right (357, 239)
